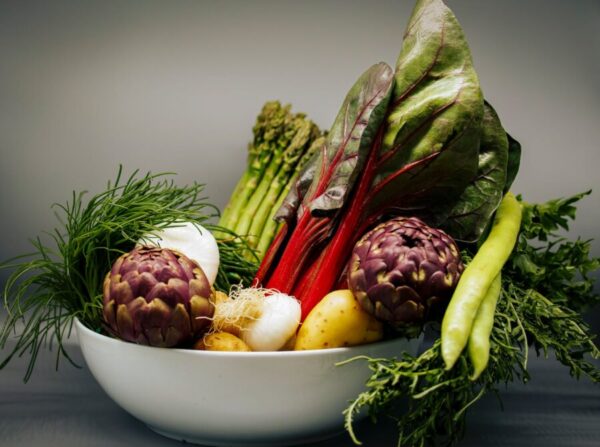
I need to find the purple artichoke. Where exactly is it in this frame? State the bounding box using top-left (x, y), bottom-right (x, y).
top-left (348, 217), bottom-right (464, 330)
top-left (103, 247), bottom-right (214, 347)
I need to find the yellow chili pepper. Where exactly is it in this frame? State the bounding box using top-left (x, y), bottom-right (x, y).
top-left (468, 272), bottom-right (502, 380)
top-left (441, 192), bottom-right (522, 370)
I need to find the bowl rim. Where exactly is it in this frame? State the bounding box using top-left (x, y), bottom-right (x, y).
top-left (74, 317), bottom-right (417, 359)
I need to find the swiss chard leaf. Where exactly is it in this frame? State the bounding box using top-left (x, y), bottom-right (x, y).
top-left (257, 63), bottom-right (394, 292)
top-left (440, 102), bottom-right (509, 242)
top-left (273, 150), bottom-right (319, 223)
top-left (504, 133), bottom-right (521, 194)
top-left (302, 62), bottom-right (395, 217)
top-left (256, 0), bottom-right (517, 315)
top-left (365, 0), bottom-right (484, 224)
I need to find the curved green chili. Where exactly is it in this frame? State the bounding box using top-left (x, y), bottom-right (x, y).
top-left (468, 272), bottom-right (502, 380)
top-left (442, 192), bottom-right (522, 370)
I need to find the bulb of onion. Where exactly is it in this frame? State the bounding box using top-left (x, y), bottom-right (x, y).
top-left (242, 293), bottom-right (301, 351)
top-left (212, 289), bottom-right (301, 351)
top-left (138, 222), bottom-right (219, 285)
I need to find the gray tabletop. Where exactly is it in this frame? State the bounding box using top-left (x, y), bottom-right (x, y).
top-left (1, 341), bottom-right (598, 447)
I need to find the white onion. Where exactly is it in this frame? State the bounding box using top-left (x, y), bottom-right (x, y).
top-left (138, 222), bottom-right (219, 285)
top-left (241, 293), bottom-right (301, 351)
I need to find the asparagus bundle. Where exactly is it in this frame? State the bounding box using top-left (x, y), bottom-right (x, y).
top-left (219, 101), bottom-right (324, 259)
top-left (254, 136), bottom-right (324, 256)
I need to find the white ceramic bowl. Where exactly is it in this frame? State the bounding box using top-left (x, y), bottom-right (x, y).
top-left (76, 319), bottom-right (421, 446)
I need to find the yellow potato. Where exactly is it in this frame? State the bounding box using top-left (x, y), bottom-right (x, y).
top-left (294, 289), bottom-right (383, 350)
top-left (280, 333), bottom-right (297, 351)
top-left (193, 332), bottom-right (251, 352)
top-left (211, 290), bottom-right (230, 306)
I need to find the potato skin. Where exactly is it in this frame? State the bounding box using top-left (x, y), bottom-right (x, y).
top-left (294, 289), bottom-right (383, 350)
top-left (193, 332), bottom-right (252, 352)
top-left (212, 290), bottom-right (230, 306)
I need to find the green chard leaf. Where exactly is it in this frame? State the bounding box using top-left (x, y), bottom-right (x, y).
top-left (440, 102), bottom-right (511, 242)
top-left (302, 62), bottom-right (395, 218)
top-left (256, 63), bottom-right (395, 296)
top-left (274, 62), bottom-right (395, 227)
top-left (274, 150), bottom-right (320, 223)
top-left (504, 133), bottom-right (521, 194)
top-left (257, 0), bottom-right (488, 310)
top-left (367, 0), bottom-right (484, 223)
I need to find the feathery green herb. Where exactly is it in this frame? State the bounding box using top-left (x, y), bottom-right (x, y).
top-left (0, 167), bottom-right (257, 381)
top-left (344, 192), bottom-right (599, 446)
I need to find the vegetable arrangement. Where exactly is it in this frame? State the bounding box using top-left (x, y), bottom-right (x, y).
top-left (254, 0), bottom-right (521, 322)
top-left (0, 0), bottom-right (598, 446)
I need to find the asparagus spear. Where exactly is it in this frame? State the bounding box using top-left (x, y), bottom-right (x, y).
top-left (219, 101), bottom-right (323, 260)
top-left (242, 120), bottom-right (317, 246)
top-left (233, 115), bottom-right (314, 237)
top-left (219, 101), bottom-right (292, 230)
top-left (255, 136), bottom-right (325, 258)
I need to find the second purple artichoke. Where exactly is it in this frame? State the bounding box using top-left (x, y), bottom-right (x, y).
top-left (348, 217), bottom-right (464, 330)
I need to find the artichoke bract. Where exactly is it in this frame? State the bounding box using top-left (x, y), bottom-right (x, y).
top-left (348, 217), bottom-right (464, 331)
top-left (103, 247), bottom-right (214, 347)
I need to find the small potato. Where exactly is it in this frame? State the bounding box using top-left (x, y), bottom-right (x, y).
top-left (294, 289), bottom-right (383, 350)
top-left (212, 290), bottom-right (230, 306)
top-left (193, 332), bottom-right (251, 352)
top-left (279, 333), bottom-right (297, 351)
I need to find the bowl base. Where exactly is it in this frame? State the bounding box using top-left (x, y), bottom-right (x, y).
top-left (147, 424), bottom-right (347, 447)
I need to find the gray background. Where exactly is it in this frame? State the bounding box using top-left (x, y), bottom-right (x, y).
top-left (0, 1), bottom-right (598, 312)
top-left (0, 1), bottom-right (599, 446)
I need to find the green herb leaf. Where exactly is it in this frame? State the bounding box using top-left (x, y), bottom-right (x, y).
top-left (506, 191), bottom-right (599, 312)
